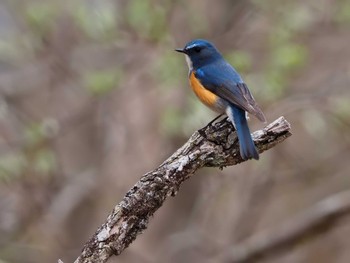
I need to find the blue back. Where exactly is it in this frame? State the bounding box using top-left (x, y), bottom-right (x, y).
top-left (196, 59), bottom-right (243, 88)
top-left (179, 39), bottom-right (266, 122)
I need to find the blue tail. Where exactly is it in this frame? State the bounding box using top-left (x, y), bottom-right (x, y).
top-left (226, 105), bottom-right (259, 160)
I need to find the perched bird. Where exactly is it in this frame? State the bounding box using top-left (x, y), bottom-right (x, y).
top-left (175, 39), bottom-right (266, 160)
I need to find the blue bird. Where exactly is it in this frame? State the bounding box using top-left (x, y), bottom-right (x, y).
top-left (175, 39), bottom-right (266, 160)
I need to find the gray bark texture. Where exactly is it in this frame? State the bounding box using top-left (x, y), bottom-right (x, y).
top-left (73, 116), bottom-right (292, 263)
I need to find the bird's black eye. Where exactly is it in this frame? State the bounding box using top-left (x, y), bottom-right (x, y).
top-left (193, 46), bottom-right (201, 53)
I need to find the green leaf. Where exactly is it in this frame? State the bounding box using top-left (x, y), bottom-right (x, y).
top-left (154, 52), bottom-right (184, 88)
top-left (75, 1), bottom-right (117, 40)
top-left (84, 69), bottom-right (122, 96)
top-left (272, 44), bottom-right (308, 71)
top-left (25, 3), bottom-right (57, 36)
top-left (330, 96), bottom-right (350, 119)
top-left (0, 153), bottom-right (27, 182)
top-left (34, 149), bottom-right (56, 176)
top-left (335, 0), bottom-right (350, 25)
top-left (225, 51), bottom-right (252, 73)
top-left (126, 0), bottom-right (167, 41)
top-left (24, 122), bottom-right (45, 147)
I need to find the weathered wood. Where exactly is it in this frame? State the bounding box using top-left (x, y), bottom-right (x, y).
top-left (72, 116), bottom-right (292, 263)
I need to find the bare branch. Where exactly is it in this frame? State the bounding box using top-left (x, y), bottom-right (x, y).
top-left (73, 116), bottom-right (292, 263)
top-left (220, 190), bottom-right (350, 263)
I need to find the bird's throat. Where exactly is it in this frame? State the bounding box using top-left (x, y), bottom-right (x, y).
top-left (185, 55), bottom-right (193, 72)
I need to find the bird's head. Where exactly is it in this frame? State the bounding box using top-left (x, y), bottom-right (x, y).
top-left (175, 39), bottom-right (222, 70)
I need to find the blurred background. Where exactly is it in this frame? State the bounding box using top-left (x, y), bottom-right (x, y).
top-left (0, 0), bottom-right (350, 262)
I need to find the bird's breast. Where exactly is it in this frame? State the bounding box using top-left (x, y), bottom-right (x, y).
top-left (189, 71), bottom-right (223, 112)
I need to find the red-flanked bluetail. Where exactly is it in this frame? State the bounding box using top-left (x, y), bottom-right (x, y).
top-left (175, 39), bottom-right (266, 160)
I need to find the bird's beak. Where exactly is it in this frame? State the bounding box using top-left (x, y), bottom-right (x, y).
top-left (175, 48), bottom-right (186, 54)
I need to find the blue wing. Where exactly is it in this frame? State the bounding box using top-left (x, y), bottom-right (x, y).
top-left (195, 61), bottom-right (266, 122)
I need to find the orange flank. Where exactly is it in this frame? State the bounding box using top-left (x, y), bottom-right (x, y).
top-left (189, 71), bottom-right (218, 110)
